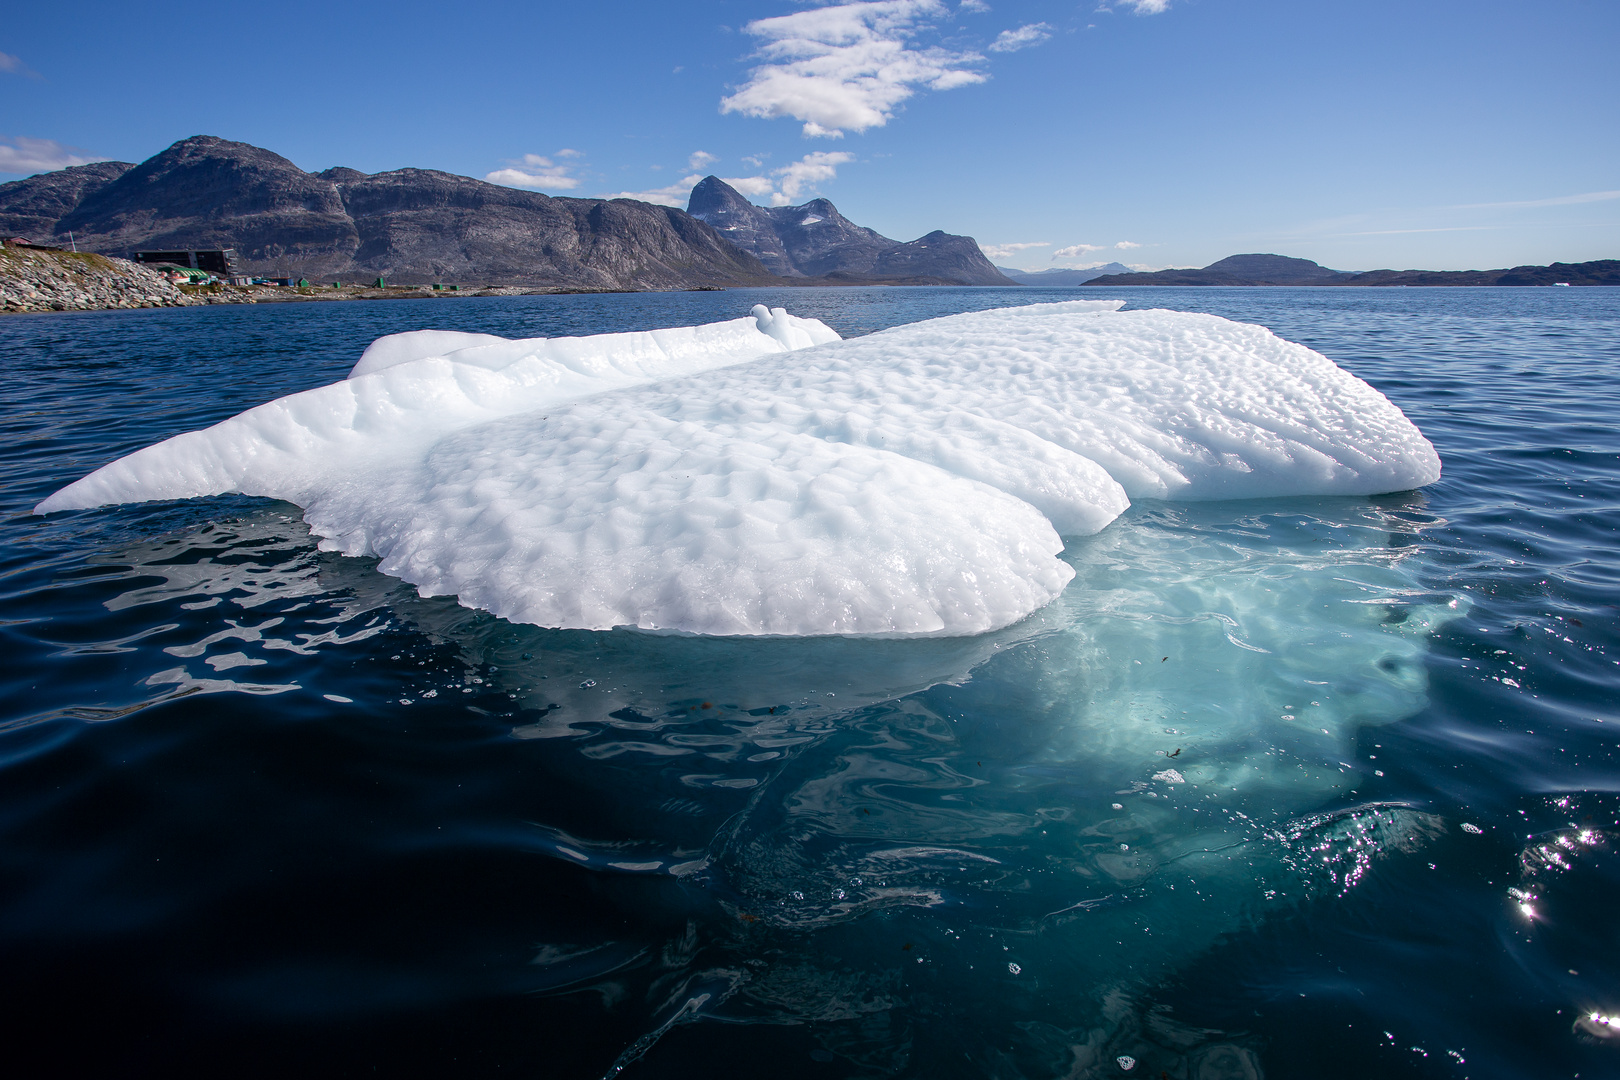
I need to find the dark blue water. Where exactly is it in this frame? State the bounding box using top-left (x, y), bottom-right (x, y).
top-left (2, 287), bottom-right (1617, 1079)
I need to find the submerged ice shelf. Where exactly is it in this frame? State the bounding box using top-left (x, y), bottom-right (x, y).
top-left (38, 301), bottom-right (1440, 637)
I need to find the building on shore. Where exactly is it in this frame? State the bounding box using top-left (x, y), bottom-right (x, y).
top-left (134, 249), bottom-right (239, 275)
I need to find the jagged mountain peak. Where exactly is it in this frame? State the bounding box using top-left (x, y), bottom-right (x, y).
top-left (686, 178), bottom-right (1010, 285)
top-left (687, 176), bottom-right (756, 217)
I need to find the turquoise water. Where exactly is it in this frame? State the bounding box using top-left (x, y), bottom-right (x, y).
top-left (2, 287), bottom-right (1617, 1078)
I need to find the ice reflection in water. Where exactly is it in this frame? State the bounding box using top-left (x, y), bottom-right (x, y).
top-left (89, 494), bottom-right (1461, 1073)
top-left (75, 511), bottom-right (405, 705)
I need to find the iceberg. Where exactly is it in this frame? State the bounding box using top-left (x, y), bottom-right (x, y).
top-left (36, 301), bottom-right (1440, 637)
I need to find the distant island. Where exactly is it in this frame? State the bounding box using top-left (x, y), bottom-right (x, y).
top-left (995, 263), bottom-right (1134, 286)
top-left (1082, 253), bottom-right (1620, 287)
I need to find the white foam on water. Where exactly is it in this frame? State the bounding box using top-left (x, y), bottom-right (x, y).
top-left (38, 301), bottom-right (1440, 638)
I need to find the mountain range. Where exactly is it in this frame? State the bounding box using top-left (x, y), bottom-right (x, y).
top-left (0, 137), bottom-right (768, 289)
top-left (8, 142), bottom-right (1607, 293)
top-left (685, 176), bottom-right (1011, 285)
top-left (0, 137), bottom-right (1009, 290)
top-left (1083, 253), bottom-right (1620, 287)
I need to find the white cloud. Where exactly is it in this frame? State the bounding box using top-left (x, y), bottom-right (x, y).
top-left (1097, 0), bottom-right (1169, 12)
top-left (714, 151), bottom-right (854, 206)
top-left (979, 240), bottom-right (1050, 260)
top-left (485, 153), bottom-right (583, 191)
top-left (1053, 241), bottom-right (1140, 258)
top-left (0, 51), bottom-right (40, 78)
top-left (723, 175), bottom-right (778, 198)
top-left (987, 23), bottom-right (1053, 52)
top-left (604, 151), bottom-right (853, 209)
top-left (0, 136), bottom-right (107, 176)
top-left (600, 174), bottom-right (707, 207)
top-left (959, 0), bottom-right (991, 12)
top-left (771, 150), bottom-right (855, 203)
top-left (688, 150), bottom-right (719, 172)
top-left (720, 0), bottom-right (987, 138)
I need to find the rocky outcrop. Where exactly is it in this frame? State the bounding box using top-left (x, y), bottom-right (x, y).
top-left (0, 244), bottom-right (195, 313)
top-left (0, 137), bottom-right (775, 289)
top-left (687, 176), bottom-right (1014, 286)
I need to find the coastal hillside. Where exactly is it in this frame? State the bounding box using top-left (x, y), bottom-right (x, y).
top-left (0, 137), bottom-right (775, 289)
top-left (687, 176), bottom-right (1013, 286)
top-left (1084, 253), bottom-right (1620, 286)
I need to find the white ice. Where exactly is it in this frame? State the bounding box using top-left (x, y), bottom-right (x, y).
top-left (38, 301), bottom-right (1440, 638)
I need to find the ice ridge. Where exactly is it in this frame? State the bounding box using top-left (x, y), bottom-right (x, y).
top-left (37, 300), bottom-right (1440, 637)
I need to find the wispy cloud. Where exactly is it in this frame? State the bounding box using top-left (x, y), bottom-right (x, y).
top-left (988, 23), bottom-right (1053, 53)
top-left (1052, 240), bottom-right (1141, 261)
top-left (979, 240), bottom-right (1049, 260)
top-left (722, 175), bottom-right (778, 199)
top-left (1450, 189), bottom-right (1620, 211)
top-left (0, 136), bottom-right (108, 176)
top-left (0, 51), bottom-right (41, 78)
top-left (1096, 0), bottom-right (1170, 13)
top-left (485, 152), bottom-right (584, 191)
top-left (608, 150), bottom-right (857, 208)
top-left (602, 175), bottom-right (706, 207)
top-left (1273, 187), bottom-right (1620, 244)
top-left (770, 151), bottom-right (854, 203)
top-left (706, 152), bottom-right (858, 206)
top-left (720, 0), bottom-right (986, 138)
top-left (959, 0), bottom-right (991, 12)
top-left (688, 150), bottom-right (719, 172)
top-left (1331, 226), bottom-right (1500, 238)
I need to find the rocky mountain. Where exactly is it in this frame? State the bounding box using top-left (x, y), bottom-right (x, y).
top-left (0, 137), bottom-right (774, 289)
top-left (1082, 253), bottom-right (1620, 287)
top-left (0, 161), bottom-right (135, 241)
top-left (687, 176), bottom-right (1014, 286)
top-left (996, 263), bottom-right (1133, 285)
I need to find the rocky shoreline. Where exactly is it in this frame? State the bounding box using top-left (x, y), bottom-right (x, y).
top-left (0, 245), bottom-right (635, 314)
top-left (1, 245), bottom-right (196, 313)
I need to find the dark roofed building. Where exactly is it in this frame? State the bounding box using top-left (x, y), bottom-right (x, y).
top-left (134, 248), bottom-right (238, 275)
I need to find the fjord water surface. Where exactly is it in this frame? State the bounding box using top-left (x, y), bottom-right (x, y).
top-left (2, 287), bottom-right (1616, 1079)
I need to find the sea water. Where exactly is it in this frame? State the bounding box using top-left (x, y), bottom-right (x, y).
top-left (1, 286), bottom-right (1616, 1078)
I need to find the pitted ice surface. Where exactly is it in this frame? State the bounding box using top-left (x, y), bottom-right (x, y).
top-left (37, 301), bottom-right (1440, 637)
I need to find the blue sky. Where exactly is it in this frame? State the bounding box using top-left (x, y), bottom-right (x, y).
top-left (3, 0), bottom-right (1616, 271)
